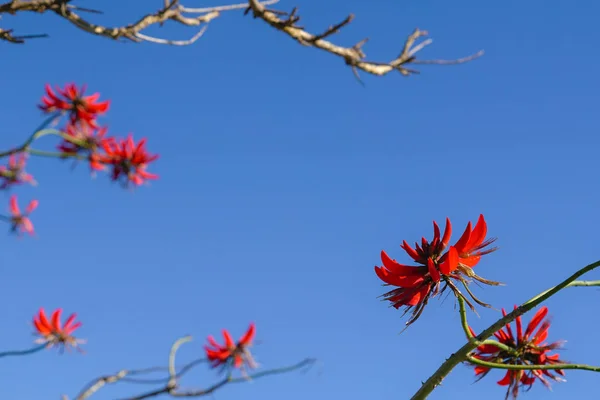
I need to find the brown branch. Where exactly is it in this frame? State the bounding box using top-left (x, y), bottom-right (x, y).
top-left (0, 27), bottom-right (47, 42)
top-left (67, 335), bottom-right (316, 400)
top-left (0, 0), bottom-right (278, 44)
top-left (245, 0), bottom-right (483, 80)
top-left (1, 0), bottom-right (483, 78)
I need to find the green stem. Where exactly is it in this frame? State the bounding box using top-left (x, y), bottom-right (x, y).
top-left (467, 355), bottom-right (600, 372)
top-left (0, 118), bottom-right (86, 161)
top-left (457, 297), bottom-right (515, 354)
top-left (0, 344), bottom-right (46, 358)
top-left (26, 148), bottom-right (85, 160)
top-left (410, 258), bottom-right (600, 400)
top-left (563, 280), bottom-right (600, 288)
top-left (0, 112), bottom-right (62, 158)
top-left (457, 296), bottom-right (474, 339)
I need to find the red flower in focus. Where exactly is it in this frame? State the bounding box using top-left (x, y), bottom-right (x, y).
top-left (39, 83), bottom-right (110, 127)
top-left (8, 195), bottom-right (38, 236)
top-left (0, 153), bottom-right (36, 189)
top-left (375, 215), bottom-right (499, 327)
top-left (57, 121), bottom-right (111, 171)
top-left (33, 308), bottom-right (84, 352)
top-left (100, 134), bottom-right (159, 186)
top-left (469, 306), bottom-right (566, 399)
top-left (204, 323), bottom-right (257, 373)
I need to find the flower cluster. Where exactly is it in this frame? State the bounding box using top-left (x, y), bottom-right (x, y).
top-left (469, 306), bottom-right (566, 399)
top-left (0, 83), bottom-right (160, 236)
top-left (41, 83), bottom-right (159, 186)
top-left (375, 214), bottom-right (499, 327)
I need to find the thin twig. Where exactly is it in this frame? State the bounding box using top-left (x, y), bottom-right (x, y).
top-left (245, 0), bottom-right (483, 80)
top-left (467, 355), bottom-right (600, 373)
top-left (0, 0), bottom-right (275, 44)
top-left (71, 334), bottom-right (315, 400)
top-left (1, 1), bottom-right (483, 81)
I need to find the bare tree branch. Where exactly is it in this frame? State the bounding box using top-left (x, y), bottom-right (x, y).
top-left (0, 0), bottom-right (277, 44)
top-left (66, 335), bottom-right (316, 400)
top-left (1, 1), bottom-right (483, 80)
top-left (244, 0), bottom-right (483, 79)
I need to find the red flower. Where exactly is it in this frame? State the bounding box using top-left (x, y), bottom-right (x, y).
top-left (469, 306), bottom-right (566, 399)
top-left (39, 83), bottom-right (110, 127)
top-left (204, 323), bottom-right (257, 373)
top-left (33, 308), bottom-right (85, 352)
top-left (375, 215), bottom-right (498, 327)
top-left (57, 121), bottom-right (111, 171)
top-left (0, 153), bottom-right (36, 189)
top-left (100, 134), bottom-right (159, 186)
top-left (8, 195), bottom-right (38, 236)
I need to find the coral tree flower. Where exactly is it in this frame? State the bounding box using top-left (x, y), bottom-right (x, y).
top-left (39, 83), bottom-right (110, 127)
top-left (57, 121), bottom-right (111, 171)
top-left (100, 134), bottom-right (159, 186)
top-left (33, 308), bottom-right (84, 352)
top-left (374, 214), bottom-right (498, 327)
top-left (469, 306), bottom-right (566, 399)
top-left (204, 323), bottom-right (257, 373)
top-left (8, 195), bottom-right (38, 236)
top-left (0, 153), bottom-right (36, 189)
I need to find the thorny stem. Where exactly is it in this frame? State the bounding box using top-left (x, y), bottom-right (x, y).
top-left (0, 344), bottom-right (46, 358)
top-left (467, 355), bottom-right (600, 373)
top-left (410, 259), bottom-right (600, 400)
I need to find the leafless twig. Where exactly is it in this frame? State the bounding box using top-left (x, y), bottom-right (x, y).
top-left (67, 335), bottom-right (315, 400)
top-left (1, 1), bottom-right (483, 80)
top-left (244, 0), bottom-right (483, 80)
top-left (0, 0), bottom-right (277, 44)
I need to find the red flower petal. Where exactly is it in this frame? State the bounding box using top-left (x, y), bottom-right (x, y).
top-left (438, 246), bottom-right (459, 275)
top-left (524, 306), bottom-right (548, 339)
top-left (239, 323), bottom-right (255, 346)
top-left (380, 251), bottom-right (423, 276)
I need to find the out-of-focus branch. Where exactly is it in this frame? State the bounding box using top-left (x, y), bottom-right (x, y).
top-left (0, 0), bottom-right (279, 44)
top-left (245, 0), bottom-right (483, 80)
top-left (0, 343), bottom-right (46, 358)
top-left (68, 335), bottom-right (316, 400)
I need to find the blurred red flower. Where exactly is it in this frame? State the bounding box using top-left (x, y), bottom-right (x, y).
top-left (57, 121), bottom-right (111, 172)
top-left (204, 323), bottom-right (257, 372)
top-left (8, 195), bottom-right (38, 236)
top-left (0, 153), bottom-right (36, 189)
top-left (469, 306), bottom-right (566, 399)
top-left (33, 308), bottom-right (85, 352)
top-left (39, 83), bottom-right (110, 127)
top-left (375, 214), bottom-right (498, 327)
top-left (100, 134), bottom-right (159, 186)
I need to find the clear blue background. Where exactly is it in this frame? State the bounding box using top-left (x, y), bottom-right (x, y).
top-left (1, 0), bottom-right (599, 399)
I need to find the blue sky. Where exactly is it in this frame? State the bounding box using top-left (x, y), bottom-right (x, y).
top-left (1, 0), bottom-right (599, 399)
